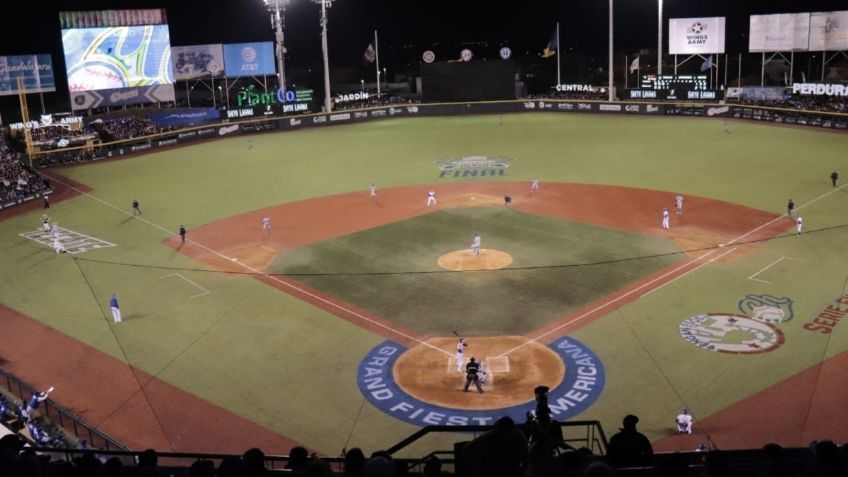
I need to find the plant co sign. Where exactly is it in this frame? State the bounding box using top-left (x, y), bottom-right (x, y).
top-left (235, 84), bottom-right (311, 107)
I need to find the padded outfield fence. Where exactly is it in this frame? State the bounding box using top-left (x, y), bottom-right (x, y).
top-left (26, 99), bottom-right (848, 167)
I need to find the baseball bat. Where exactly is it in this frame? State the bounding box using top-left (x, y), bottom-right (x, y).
top-left (46, 387), bottom-right (54, 394)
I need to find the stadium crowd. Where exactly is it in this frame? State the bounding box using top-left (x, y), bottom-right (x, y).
top-left (0, 408), bottom-right (845, 476)
top-left (90, 117), bottom-right (174, 141)
top-left (0, 139), bottom-right (50, 207)
top-left (739, 94), bottom-right (848, 112)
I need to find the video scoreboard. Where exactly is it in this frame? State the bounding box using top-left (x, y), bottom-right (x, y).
top-left (628, 74), bottom-right (719, 101)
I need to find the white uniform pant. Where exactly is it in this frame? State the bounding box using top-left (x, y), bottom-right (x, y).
top-left (662, 217), bottom-right (670, 229)
top-left (111, 307), bottom-right (122, 323)
top-left (427, 196), bottom-right (437, 206)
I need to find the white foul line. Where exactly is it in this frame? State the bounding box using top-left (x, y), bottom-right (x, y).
top-left (160, 273), bottom-right (211, 299)
top-left (43, 173), bottom-right (451, 357)
top-left (640, 247), bottom-right (737, 298)
top-left (748, 256), bottom-right (804, 285)
top-left (498, 182), bottom-right (848, 358)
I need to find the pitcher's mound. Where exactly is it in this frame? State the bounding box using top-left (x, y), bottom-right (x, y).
top-left (438, 249), bottom-right (513, 271)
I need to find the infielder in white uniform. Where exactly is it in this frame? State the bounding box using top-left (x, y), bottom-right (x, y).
top-left (456, 337), bottom-right (468, 372)
top-left (261, 216), bottom-right (272, 235)
top-left (675, 194), bottom-right (684, 215)
top-left (370, 184), bottom-right (377, 201)
top-left (51, 223), bottom-right (60, 238)
top-left (676, 409), bottom-right (694, 434)
top-left (471, 233), bottom-right (481, 256)
top-left (662, 208), bottom-right (670, 230)
top-left (52, 237), bottom-right (66, 254)
top-left (426, 190), bottom-right (437, 206)
top-left (531, 179), bottom-right (540, 193)
top-left (796, 216), bottom-right (803, 236)
top-left (41, 215), bottom-right (50, 232)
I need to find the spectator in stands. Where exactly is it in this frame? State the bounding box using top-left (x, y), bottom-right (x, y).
top-left (343, 447), bottom-right (367, 477)
top-left (462, 416), bottom-right (529, 477)
top-left (606, 414), bottom-right (653, 468)
top-left (759, 443), bottom-right (791, 477)
top-left (804, 439), bottom-right (844, 477)
top-left (24, 387), bottom-right (52, 420)
top-left (218, 456), bottom-right (243, 477)
top-left (243, 447), bottom-right (268, 477)
top-left (656, 452), bottom-right (690, 477)
top-left (286, 446), bottom-right (310, 472)
top-left (188, 459), bottom-right (215, 477)
top-left (704, 449), bottom-right (731, 477)
top-left (138, 448), bottom-right (159, 469)
top-left (105, 456), bottom-right (124, 477)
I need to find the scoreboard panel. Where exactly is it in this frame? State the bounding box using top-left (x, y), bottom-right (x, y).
top-left (629, 74), bottom-right (720, 101)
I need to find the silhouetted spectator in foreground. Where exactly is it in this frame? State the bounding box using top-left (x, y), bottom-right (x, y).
top-left (704, 450), bottom-right (731, 477)
top-left (138, 449), bottom-right (158, 469)
top-left (344, 447), bottom-right (367, 477)
top-left (759, 443), bottom-right (791, 477)
top-left (218, 456), bottom-right (243, 477)
top-left (243, 447), bottom-right (267, 477)
top-left (803, 440), bottom-right (844, 477)
top-left (606, 415), bottom-right (653, 468)
top-left (189, 459), bottom-right (215, 477)
top-left (105, 457), bottom-right (124, 477)
top-left (287, 446), bottom-right (310, 472)
top-left (463, 416), bottom-right (529, 477)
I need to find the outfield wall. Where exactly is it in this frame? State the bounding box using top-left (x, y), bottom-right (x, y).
top-left (32, 100), bottom-right (848, 166)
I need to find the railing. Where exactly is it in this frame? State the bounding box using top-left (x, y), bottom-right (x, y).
top-left (0, 366), bottom-right (128, 451)
top-left (385, 420), bottom-right (609, 456)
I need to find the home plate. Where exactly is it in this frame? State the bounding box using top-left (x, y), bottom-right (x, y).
top-left (230, 257), bottom-right (239, 261)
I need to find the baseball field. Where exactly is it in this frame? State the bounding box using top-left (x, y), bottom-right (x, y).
top-left (1, 112), bottom-right (847, 456)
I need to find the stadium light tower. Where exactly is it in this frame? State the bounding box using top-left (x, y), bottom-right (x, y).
top-left (312, 0), bottom-right (335, 113)
top-left (263, 0), bottom-right (288, 94)
top-left (657, 0), bottom-right (663, 76)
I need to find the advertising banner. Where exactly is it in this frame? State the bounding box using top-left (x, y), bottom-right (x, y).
top-left (223, 42), bottom-right (275, 77)
top-left (147, 108), bottom-right (221, 126)
top-left (171, 44), bottom-right (225, 80)
top-left (749, 13), bottom-right (810, 52)
top-left (0, 54), bottom-right (56, 96)
top-left (809, 11), bottom-right (848, 51)
top-left (668, 17), bottom-right (726, 55)
top-left (70, 84), bottom-right (175, 110)
top-left (62, 25), bottom-right (174, 91)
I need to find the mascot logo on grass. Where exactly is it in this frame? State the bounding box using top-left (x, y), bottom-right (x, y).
top-left (357, 337), bottom-right (604, 427)
top-left (738, 294), bottom-right (794, 324)
top-left (435, 155), bottom-right (515, 179)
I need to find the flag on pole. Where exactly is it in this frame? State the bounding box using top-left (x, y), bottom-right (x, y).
top-left (801, 71), bottom-right (806, 83)
top-left (629, 56), bottom-right (640, 73)
top-left (783, 71), bottom-right (789, 86)
top-left (541, 29), bottom-right (558, 58)
top-left (363, 44), bottom-right (376, 64)
top-left (700, 55), bottom-right (714, 72)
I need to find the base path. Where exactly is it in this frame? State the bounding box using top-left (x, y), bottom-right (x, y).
top-left (174, 182), bottom-right (789, 343)
top-left (0, 305), bottom-right (301, 454)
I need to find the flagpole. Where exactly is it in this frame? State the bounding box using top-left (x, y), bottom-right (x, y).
top-left (556, 22), bottom-right (561, 87)
top-left (625, 54), bottom-right (628, 90)
top-left (608, 0), bottom-right (613, 101)
top-left (374, 30), bottom-right (381, 97)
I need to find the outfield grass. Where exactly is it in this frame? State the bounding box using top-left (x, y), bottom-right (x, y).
top-left (272, 207), bottom-right (682, 335)
top-left (0, 113), bottom-right (847, 452)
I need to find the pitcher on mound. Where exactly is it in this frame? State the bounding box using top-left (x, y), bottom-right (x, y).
top-left (471, 233), bottom-right (481, 256)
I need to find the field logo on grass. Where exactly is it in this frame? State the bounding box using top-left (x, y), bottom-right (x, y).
top-left (357, 337), bottom-right (604, 427)
top-left (435, 155), bottom-right (515, 179)
top-left (738, 294), bottom-right (794, 324)
top-left (679, 313), bottom-right (785, 354)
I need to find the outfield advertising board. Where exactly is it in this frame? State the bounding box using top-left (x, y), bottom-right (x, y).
top-left (809, 11), bottom-right (848, 51)
top-left (0, 54), bottom-right (56, 96)
top-left (223, 42), bottom-right (275, 77)
top-left (171, 44), bottom-right (225, 80)
top-left (668, 17), bottom-right (726, 55)
top-left (70, 84), bottom-right (175, 110)
top-left (147, 108), bottom-right (221, 126)
top-left (749, 13), bottom-right (810, 52)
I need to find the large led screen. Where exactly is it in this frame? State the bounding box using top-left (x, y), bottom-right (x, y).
top-left (62, 25), bottom-right (174, 91)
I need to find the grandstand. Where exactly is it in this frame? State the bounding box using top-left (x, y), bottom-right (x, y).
top-left (1, 1), bottom-right (847, 476)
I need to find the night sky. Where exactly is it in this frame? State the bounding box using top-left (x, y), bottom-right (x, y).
top-left (0, 0), bottom-right (845, 113)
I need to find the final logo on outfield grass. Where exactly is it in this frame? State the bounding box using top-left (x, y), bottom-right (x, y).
top-left (434, 155), bottom-right (516, 179)
top-left (356, 337), bottom-right (605, 426)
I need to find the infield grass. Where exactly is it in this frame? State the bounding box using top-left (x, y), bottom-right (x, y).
top-left (271, 207), bottom-right (683, 335)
